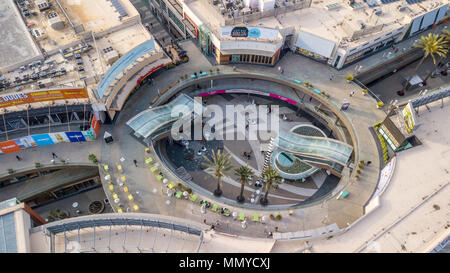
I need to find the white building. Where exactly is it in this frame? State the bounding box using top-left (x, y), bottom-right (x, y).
top-left (150, 0), bottom-right (449, 68)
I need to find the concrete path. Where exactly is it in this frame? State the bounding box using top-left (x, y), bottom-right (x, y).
top-left (272, 98), bottom-right (450, 252)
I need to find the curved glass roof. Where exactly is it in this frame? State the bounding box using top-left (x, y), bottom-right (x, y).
top-left (275, 130), bottom-right (353, 166)
top-left (97, 40), bottom-right (156, 99)
top-left (127, 94), bottom-right (195, 139)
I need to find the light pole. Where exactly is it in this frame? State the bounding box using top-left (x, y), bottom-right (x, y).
top-left (2, 109), bottom-right (8, 140)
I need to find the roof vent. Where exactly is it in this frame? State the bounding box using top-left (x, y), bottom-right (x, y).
top-left (374, 7), bottom-right (382, 15)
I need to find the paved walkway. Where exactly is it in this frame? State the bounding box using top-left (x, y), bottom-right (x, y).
top-left (96, 40), bottom-right (387, 239)
top-left (1, 33), bottom-right (447, 251)
top-left (352, 23), bottom-right (449, 78)
top-left (272, 98), bottom-right (450, 252)
top-left (0, 129), bottom-right (103, 178)
top-left (0, 42), bottom-right (385, 240)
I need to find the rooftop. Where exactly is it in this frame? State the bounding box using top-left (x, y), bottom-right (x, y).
top-left (0, 0), bottom-right (42, 71)
top-left (185, 0), bottom-right (448, 49)
top-left (57, 0), bottom-right (140, 33)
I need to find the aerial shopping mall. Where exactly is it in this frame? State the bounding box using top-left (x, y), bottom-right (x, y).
top-left (0, 0), bottom-right (449, 254)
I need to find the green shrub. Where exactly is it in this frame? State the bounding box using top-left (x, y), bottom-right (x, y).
top-left (50, 210), bottom-right (58, 218)
top-left (276, 214), bottom-right (282, 220)
top-left (88, 154), bottom-right (98, 163)
top-left (35, 162), bottom-right (41, 169)
top-left (346, 74), bottom-right (354, 81)
top-left (7, 168), bottom-right (14, 174)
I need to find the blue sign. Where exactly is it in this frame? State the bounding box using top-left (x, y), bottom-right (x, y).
top-left (248, 28), bottom-right (261, 38)
top-left (65, 132), bottom-right (86, 142)
top-left (31, 134), bottom-right (55, 146)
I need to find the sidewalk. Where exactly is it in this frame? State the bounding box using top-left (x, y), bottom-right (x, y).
top-left (273, 98), bottom-right (450, 252)
top-left (0, 136), bottom-right (102, 178)
top-left (351, 23), bottom-right (449, 77)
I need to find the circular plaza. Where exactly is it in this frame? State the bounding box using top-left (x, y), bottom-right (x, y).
top-left (100, 66), bottom-right (384, 240)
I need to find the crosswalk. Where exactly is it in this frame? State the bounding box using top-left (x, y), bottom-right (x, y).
top-left (128, 0), bottom-right (173, 47)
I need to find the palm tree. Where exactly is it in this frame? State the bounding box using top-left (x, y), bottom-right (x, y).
top-left (401, 33), bottom-right (448, 93)
top-left (234, 165), bottom-right (254, 203)
top-left (202, 149), bottom-right (232, 197)
top-left (422, 29), bottom-right (449, 83)
top-left (260, 166), bottom-right (282, 206)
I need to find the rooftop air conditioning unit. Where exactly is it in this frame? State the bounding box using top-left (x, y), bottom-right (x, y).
top-left (374, 7), bottom-right (382, 15)
top-left (397, 4), bottom-right (406, 11)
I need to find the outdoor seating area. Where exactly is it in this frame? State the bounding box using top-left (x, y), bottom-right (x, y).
top-left (146, 148), bottom-right (196, 202)
top-left (102, 163), bottom-right (139, 214)
top-left (196, 198), bottom-right (268, 228)
top-left (144, 149), bottom-right (273, 230)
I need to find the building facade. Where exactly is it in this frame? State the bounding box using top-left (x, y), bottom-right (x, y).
top-left (149, 0), bottom-right (448, 69)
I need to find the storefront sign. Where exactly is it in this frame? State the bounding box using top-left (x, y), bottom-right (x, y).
top-left (0, 140), bottom-right (22, 154)
top-left (231, 27), bottom-right (249, 37)
top-left (198, 89), bottom-right (297, 105)
top-left (31, 134), bottom-right (55, 146)
top-left (221, 26), bottom-right (278, 41)
top-left (0, 119), bottom-right (100, 156)
top-left (65, 132), bottom-right (86, 142)
top-left (91, 115), bottom-right (100, 137)
top-left (49, 132), bottom-right (70, 143)
top-left (14, 136), bottom-right (37, 149)
top-left (0, 88), bottom-right (89, 109)
top-left (401, 102), bottom-right (417, 133)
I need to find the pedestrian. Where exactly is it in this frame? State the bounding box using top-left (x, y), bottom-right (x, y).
top-left (16, 155), bottom-right (21, 161)
top-left (329, 74), bottom-right (333, 81)
top-left (350, 90), bottom-right (355, 97)
top-left (366, 161), bottom-right (372, 166)
top-left (133, 159), bottom-right (137, 167)
top-left (309, 97), bottom-right (313, 102)
top-left (210, 224), bottom-right (215, 230)
top-left (216, 220), bottom-right (220, 226)
top-left (203, 219), bottom-right (207, 225)
top-left (52, 152), bottom-right (57, 159)
top-left (150, 22), bottom-right (153, 28)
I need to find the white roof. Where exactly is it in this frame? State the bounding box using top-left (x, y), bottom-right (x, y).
top-left (295, 31), bottom-right (336, 58)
